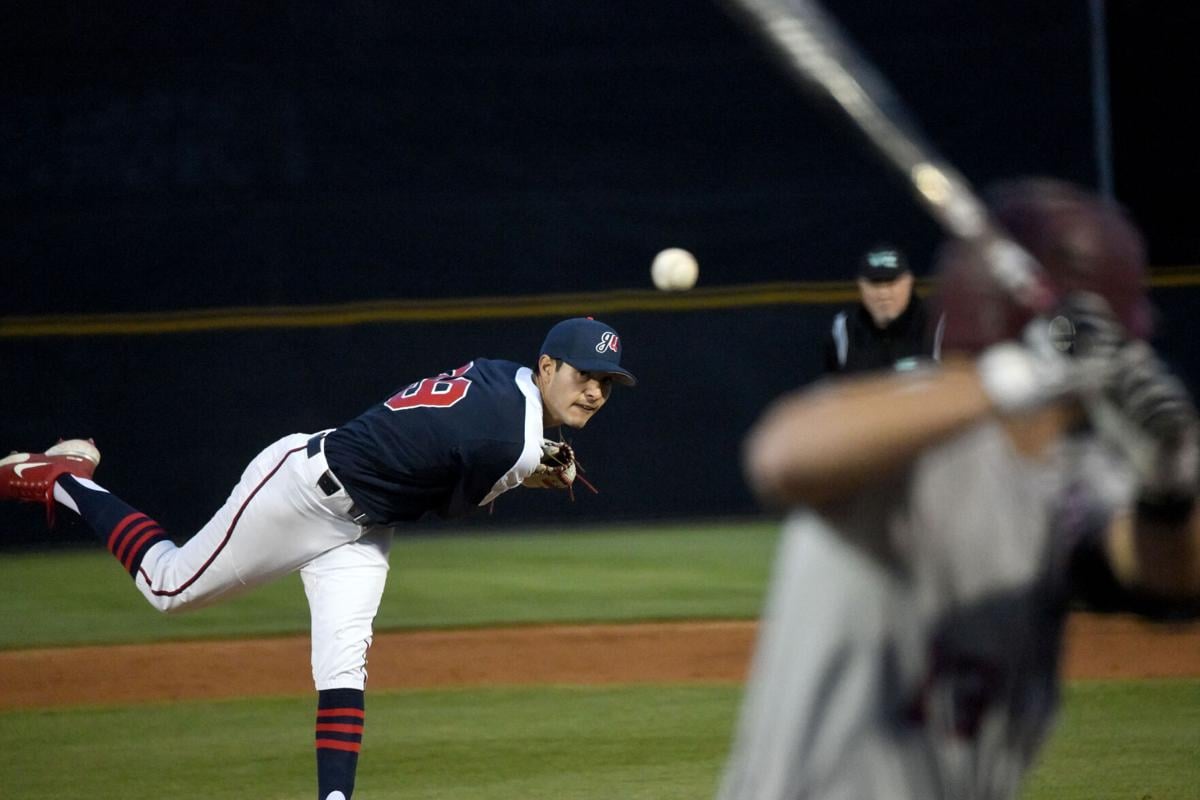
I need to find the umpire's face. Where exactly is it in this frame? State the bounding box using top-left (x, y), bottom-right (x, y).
top-left (537, 356), bottom-right (612, 429)
top-left (858, 272), bottom-right (914, 328)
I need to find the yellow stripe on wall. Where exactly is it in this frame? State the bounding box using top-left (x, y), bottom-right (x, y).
top-left (0, 282), bottom-right (860, 338)
top-left (2, 270), bottom-right (1198, 338)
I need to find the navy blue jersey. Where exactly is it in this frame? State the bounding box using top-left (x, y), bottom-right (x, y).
top-left (322, 358), bottom-right (544, 524)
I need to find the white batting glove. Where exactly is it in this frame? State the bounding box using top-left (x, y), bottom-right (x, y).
top-left (977, 318), bottom-right (1103, 414)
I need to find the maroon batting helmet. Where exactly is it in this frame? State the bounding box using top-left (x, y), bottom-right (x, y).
top-left (935, 178), bottom-right (1152, 354)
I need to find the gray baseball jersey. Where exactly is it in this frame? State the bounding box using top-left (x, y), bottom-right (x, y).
top-left (718, 420), bottom-right (1134, 800)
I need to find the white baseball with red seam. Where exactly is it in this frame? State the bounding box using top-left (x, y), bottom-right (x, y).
top-left (651, 248), bottom-right (699, 291)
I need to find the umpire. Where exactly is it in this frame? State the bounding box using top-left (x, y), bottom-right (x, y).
top-left (823, 244), bottom-right (943, 374)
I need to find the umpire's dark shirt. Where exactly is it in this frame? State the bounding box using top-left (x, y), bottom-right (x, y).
top-left (822, 294), bottom-right (940, 374)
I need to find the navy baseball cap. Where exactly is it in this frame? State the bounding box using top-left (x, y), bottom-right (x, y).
top-left (858, 246), bottom-right (910, 282)
top-left (539, 317), bottom-right (637, 386)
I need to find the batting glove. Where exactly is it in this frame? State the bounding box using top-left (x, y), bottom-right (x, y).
top-left (1106, 341), bottom-right (1200, 518)
top-left (977, 318), bottom-right (1099, 414)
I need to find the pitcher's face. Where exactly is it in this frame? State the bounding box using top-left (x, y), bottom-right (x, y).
top-left (538, 358), bottom-right (611, 428)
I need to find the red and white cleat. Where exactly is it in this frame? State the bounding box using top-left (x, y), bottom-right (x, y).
top-left (0, 439), bottom-right (101, 525)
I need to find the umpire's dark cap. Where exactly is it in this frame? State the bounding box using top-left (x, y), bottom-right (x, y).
top-left (539, 317), bottom-right (637, 386)
top-left (858, 245), bottom-right (911, 282)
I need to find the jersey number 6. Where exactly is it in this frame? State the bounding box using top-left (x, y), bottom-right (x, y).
top-left (385, 362), bottom-right (474, 411)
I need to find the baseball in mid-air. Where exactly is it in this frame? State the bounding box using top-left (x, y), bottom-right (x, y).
top-left (651, 247), bottom-right (699, 291)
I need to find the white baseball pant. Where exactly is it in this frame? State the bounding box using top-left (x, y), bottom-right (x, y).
top-left (125, 432), bottom-right (392, 690)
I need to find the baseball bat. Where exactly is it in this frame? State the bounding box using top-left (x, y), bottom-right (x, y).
top-left (719, 0), bottom-right (1160, 474)
top-left (718, 0), bottom-right (1057, 315)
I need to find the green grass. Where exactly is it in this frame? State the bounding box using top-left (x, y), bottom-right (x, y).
top-left (1023, 680), bottom-right (1200, 800)
top-left (3, 522), bottom-right (1199, 799)
top-left (0, 685), bottom-right (740, 800)
top-left (0, 521), bottom-right (779, 648)
top-left (1, 680), bottom-right (1196, 800)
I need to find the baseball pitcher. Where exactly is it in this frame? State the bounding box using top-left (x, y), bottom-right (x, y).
top-left (1, 316), bottom-right (635, 800)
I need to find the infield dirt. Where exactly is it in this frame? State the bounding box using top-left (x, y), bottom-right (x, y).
top-left (1, 613), bottom-right (1198, 710)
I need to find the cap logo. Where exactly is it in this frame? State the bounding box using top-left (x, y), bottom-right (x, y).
top-left (596, 331), bottom-right (620, 353)
top-left (867, 251), bottom-right (901, 270)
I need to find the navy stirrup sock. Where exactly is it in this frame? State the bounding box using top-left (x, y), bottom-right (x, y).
top-left (56, 475), bottom-right (170, 577)
top-left (316, 688), bottom-right (365, 800)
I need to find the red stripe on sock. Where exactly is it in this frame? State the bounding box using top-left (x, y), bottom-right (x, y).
top-left (316, 723), bottom-right (363, 735)
top-left (121, 527), bottom-right (165, 571)
top-left (114, 519), bottom-right (157, 563)
top-left (315, 739), bottom-right (361, 753)
top-left (106, 513), bottom-right (146, 552)
top-left (317, 708), bottom-right (365, 719)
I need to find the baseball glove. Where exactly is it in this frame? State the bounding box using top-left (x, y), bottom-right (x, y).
top-left (522, 439), bottom-right (578, 490)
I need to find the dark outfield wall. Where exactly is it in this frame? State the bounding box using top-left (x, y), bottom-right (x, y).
top-left (3, 2), bottom-right (1196, 544)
